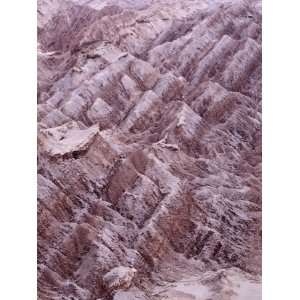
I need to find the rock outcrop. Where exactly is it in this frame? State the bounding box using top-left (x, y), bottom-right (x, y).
top-left (103, 266), bottom-right (137, 293)
top-left (37, 0), bottom-right (262, 299)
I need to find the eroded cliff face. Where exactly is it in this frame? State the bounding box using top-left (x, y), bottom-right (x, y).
top-left (37, 1), bottom-right (261, 299)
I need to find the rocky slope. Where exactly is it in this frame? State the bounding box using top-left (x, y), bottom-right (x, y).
top-left (37, 0), bottom-right (262, 299)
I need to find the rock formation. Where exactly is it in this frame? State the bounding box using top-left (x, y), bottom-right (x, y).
top-left (37, 0), bottom-right (262, 299)
top-left (103, 266), bottom-right (137, 293)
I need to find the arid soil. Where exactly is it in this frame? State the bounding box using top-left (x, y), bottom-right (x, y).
top-left (37, 1), bottom-right (261, 299)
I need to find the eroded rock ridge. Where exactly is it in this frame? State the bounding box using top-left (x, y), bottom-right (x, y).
top-left (37, 1), bottom-right (262, 299)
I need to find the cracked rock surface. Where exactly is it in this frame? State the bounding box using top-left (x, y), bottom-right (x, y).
top-left (37, 0), bottom-right (261, 299)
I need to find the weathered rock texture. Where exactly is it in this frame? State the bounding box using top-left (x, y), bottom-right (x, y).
top-left (37, 0), bottom-right (261, 299)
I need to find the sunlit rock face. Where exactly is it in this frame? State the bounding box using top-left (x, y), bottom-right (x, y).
top-left (37, 0), bottom-right (261, 299)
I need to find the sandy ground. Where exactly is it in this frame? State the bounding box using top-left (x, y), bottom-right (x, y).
top-left (153, 268), bottom-right (261, 300)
